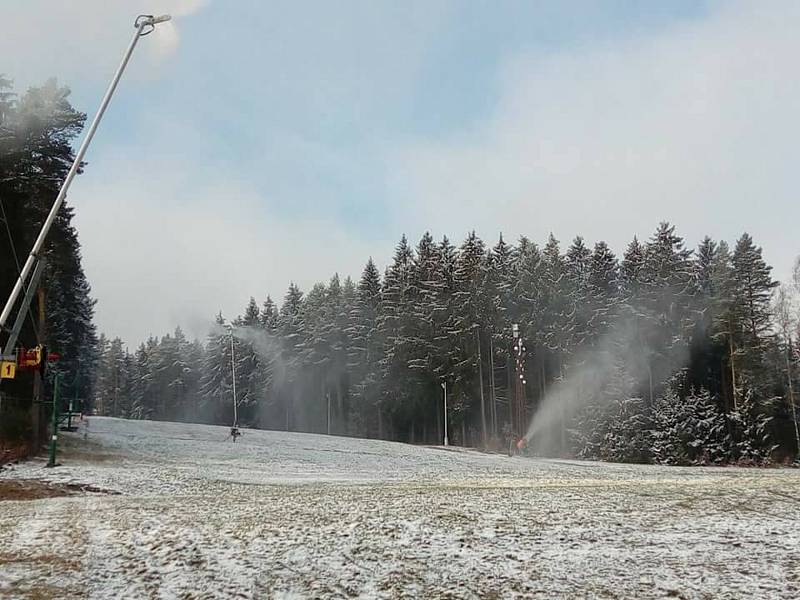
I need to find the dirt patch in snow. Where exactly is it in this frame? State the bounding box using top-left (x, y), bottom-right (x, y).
top-left (0, 480), bottom-right (74, 501)
top-left (0, 479), bottom-right (119, 501)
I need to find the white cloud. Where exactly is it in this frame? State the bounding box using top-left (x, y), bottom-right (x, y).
top-left (392, 1), bottom-right (800, 279)
top-left (72, 159), bottom-right (379, 345)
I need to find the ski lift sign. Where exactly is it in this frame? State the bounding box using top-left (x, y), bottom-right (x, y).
top-left (1, 360), bottom-right (15, 380)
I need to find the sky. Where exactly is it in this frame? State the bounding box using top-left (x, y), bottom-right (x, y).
top-left (4, 0), bottom-right (800, 346)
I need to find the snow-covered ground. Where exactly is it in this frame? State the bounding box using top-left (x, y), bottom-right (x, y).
top-left (1, 417), bottom-right (799, 599)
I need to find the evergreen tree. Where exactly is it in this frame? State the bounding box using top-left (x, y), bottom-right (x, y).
top-left (201, 313), bottom-right (234, 425)
top-left (378, 236), bottom-right (415, 438)
top-left (276, 283), bottom-right (305, 430)
top-left (451, 231), bottom-right (488, 444)
top-left (348, 258), bottom-right (383, 437)
top-left (234, 298), bottom-right (261, 425)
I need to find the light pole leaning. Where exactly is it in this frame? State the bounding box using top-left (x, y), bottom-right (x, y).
top-left (0, 14), bottom-right (172, 332)
top-left (441, 381), bottom-right (449, 446)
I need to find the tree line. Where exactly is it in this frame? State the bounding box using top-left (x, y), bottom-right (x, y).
top-left (2, 76), bottom-right (797, 465)
top-left (93, 225), bottom-right (800, 465)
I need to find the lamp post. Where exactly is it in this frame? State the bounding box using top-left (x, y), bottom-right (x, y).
top-left (441, 381), bottom-right (449, 446)
top-left (0, 14), bottom-right (172, 332)
top-left (46, 373), bottom-right (61, 468)
top-left (226, 324), bottom-right (240, 442)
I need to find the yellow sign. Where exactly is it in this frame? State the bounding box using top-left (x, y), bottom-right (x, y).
top-left (0, 361), bottom-right (16, 380)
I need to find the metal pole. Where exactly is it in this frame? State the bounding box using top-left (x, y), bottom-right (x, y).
top-left (442, 382), bottom-right (449, 446)
top-left (230, 329), bottom-right (237, 427)
top-left (0, 16), bottom-right (168, 331)
top-left (46, 374), bottom-right (60, 468)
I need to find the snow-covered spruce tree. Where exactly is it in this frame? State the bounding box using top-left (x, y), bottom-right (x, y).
top-left (707, 240), bottom-right (739, 412)
top-left (585, 342), bottom-right (653, 464)
top-left (201, 313), bottom-right (234, 425)
top-left (539, 234), bottom-right (570, 452)
top-left (686, 237), bottom-right (725, 402)
top-left (108, 338), bottom-right (130, 418)
top-left (564, 236), bottom-right (593, 351)
top-left (482, 234), bottom-right (516, 439)
top-left (731, 234), bottom-right (779, 397)
top-left (601, 395), bottom-right (652, 463)
top-left (565, 243), bottom-right (620, 459)
top-left (328, 275), bottom-right (355, 433)
top-left (91, 336), bottom-right (132, 418)
top-left (276, 283), bottom-right (305, 431)
top-left (450, 231), bottom-right (488, 446)
top-left (405, 232), bottom-right (445, 442)
top-left (337, 276), bottom-right (357, 432)
top-left (649, 377), bottom-right (729, 465)
top-left (91, 334), bottom-right (110, 416)
top-left (120, 350), bottom-right (135, 419)
top-left (588, 241), bottom-right (620, 340)
top-left (728, 388), bottom-right (779, 464)
top-left (433, 235), bottom-right (458, 381)
top-left (154, 327), bottom-right (198, 421)
top-left (253, 295), bottom-right (279, 427)
top-left (233, 297), bottom-right (261, 426)
top-left (378, 236), bottom-right (415, 440)
top-left (347, 258), bottom-right (383, 437)
top-left (130, 337), bottom-right (159, 420)
top-left (638, 222), bottom-right (695, 404)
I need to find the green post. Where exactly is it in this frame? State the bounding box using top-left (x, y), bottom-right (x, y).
top-left (46, 373), bottom-right (60, 468)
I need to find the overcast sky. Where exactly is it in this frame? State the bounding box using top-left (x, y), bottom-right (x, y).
top-left (5, 0), bottom-right (799, 346)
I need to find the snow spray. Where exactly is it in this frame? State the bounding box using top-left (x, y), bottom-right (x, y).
top-left (522, 317), bottom-right (689, 456)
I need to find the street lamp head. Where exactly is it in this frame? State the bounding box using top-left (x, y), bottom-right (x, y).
top-left (135, 14), bottom-right (173, 35)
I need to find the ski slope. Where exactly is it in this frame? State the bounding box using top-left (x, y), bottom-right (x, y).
top-left (1, 417), bottom-right (799, 599)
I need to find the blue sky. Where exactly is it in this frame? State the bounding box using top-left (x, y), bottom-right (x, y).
top-left (93, 0), bottom-right (712, 233)
top-left (6, 1), bottom-right (798, 344)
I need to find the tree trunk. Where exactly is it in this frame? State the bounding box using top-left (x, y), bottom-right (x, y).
top-left (559, 356), bottom-right (565, 455)
top-left (729, 334), bottom-right (738, 412)
top-left (336, 383), bottom-right (343, 434)
top-left (786, 340), bottom-right (800, 454)
top-left (540, 355), bottom-right (546, 401)
top-left (436, 391), bottom-right (442, 445)
top-left (489, 336), bottom-right (497, 438)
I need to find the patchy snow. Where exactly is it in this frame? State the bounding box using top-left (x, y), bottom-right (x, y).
top-left (1, 417), bottom-right (799, 598)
